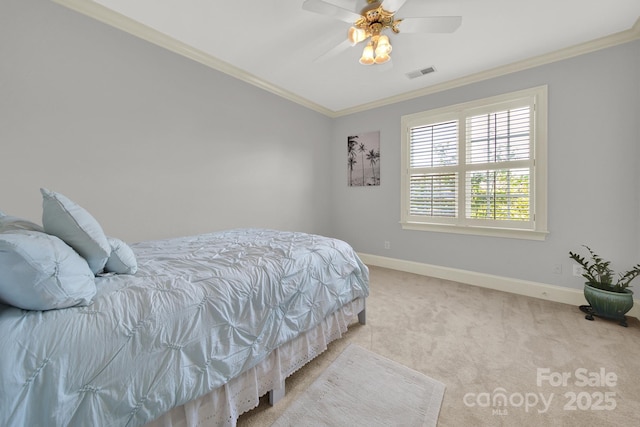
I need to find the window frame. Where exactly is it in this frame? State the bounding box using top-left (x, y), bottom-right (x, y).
top-left (400, 86), bottom-right (548, 240)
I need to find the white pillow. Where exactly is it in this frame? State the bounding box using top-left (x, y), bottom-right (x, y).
top-left (105, 237), bottom-right (138, 275)
top-left (41, 188), bottom-right (110, 275)
top-left (0, 230), bottom-right (96, 310)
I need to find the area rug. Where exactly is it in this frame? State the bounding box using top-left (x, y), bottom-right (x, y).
top-left (272, 344), bottom-right (446, 427)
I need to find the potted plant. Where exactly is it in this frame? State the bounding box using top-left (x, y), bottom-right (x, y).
top-left (569, 245), bottom-right (640, 327)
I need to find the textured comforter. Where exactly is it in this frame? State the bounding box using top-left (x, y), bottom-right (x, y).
top-left (0, 229), bottom-right (369, 427)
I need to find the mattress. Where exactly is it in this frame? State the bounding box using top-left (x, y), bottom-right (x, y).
top-left (0, 228), bottom-right (369, 427)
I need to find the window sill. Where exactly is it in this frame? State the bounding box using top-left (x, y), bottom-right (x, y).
top-left (400, 221), bottom-right (549, 241)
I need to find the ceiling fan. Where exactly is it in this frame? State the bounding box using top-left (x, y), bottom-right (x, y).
top-left (302, 0), bottom-right (462, 65)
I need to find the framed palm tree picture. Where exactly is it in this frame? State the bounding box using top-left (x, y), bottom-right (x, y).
top-left (347, 131), bottom-right (380, 187)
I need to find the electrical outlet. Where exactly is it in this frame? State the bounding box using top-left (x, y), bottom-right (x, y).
top-left (384, 241), bottom-right (391, 250)
top-left (573, 265), bottom-right (584, 277)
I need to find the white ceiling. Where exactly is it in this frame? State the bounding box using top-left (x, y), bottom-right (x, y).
top-left (57, 0), bottom-right (640, 116)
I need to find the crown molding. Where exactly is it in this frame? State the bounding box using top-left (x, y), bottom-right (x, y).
top-left (333, 16), bottom-right (640, 117)
top-left (52, 0), bottom-right (335, 117)
top-left (52, 1), bottom-right (639, 118)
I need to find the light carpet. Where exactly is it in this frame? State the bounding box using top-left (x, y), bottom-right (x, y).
top-left (271, 343), bottom-right (445, 427)
top-left (240, 266), bottom-right (640, 426)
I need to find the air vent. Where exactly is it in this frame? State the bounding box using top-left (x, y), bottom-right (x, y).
top-left (406, 66), bottom-right (436, 79)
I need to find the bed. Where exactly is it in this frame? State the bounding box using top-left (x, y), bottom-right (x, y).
top-left (0, 191), bottom-right (369, 427)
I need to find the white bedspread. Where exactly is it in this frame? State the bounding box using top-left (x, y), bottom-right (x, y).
top-left (0, 229), bottom-right (369, 427)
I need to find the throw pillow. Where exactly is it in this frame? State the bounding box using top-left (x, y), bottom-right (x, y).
top-left (41, 188), bottom-right (110, 274)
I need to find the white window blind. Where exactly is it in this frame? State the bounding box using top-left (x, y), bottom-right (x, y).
top-left (400, 86), bottom-right (548, 240)
top-left (465, 106), bottom-right (532, 224)
top-left (408, 120), bottom-right (458, 218)
top-left (409, 120), bottom-right (458, 168)
top-left (409, 173), bottom-right (457, 217)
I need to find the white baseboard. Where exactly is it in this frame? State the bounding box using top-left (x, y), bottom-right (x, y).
top-left (358, 253), bottom-right (639, 320)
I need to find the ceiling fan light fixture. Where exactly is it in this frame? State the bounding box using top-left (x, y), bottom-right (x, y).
top-left (351, 3), bottom-right (399, 65)
top-left (348, 26), bottom-right (367, 45)
top-left (303, 0), bottom-right (462, 66)
top-left (375, 34), bottom-right (392, 55)
top-left (359, 43), bottom-right (375, 65)
top-left (374, 52), bottom-right (390, 64)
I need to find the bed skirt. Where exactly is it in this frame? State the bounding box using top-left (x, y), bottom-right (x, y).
top-left (145, 297), bottom-right (365, 427)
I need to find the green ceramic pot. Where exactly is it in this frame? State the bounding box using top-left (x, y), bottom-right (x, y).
top-left (583, 283), bottom-right (633, 325)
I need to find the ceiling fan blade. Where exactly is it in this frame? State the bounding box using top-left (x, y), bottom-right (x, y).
top-left (399, 16), bottom-right (462, 33)
top-left (302, 0), bottom-right (362, 23)
top-left (381, 0), bottom-right (408, 13)
top-left (313, 38), bottom-right (353, 63)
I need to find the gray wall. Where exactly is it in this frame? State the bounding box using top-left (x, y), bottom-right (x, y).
top-left (2, 1), bottom-right (639, 292)
top-left (330, 39), bottom-right (640, 290)
top-left (0, 0), bottom-right (333, 242)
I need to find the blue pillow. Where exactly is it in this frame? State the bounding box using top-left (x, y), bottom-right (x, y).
top-left (0, 212), bottom-right (44, 233)
top-left (41, 188), bottom-right (110, 275)
top-left (0, 230), bottom-right (96, 310)
top-left (105, 237), bottom-right (138, 275)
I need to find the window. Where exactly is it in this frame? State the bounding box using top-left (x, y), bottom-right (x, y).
top-left (401, 86), bottom-right (548, 240)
